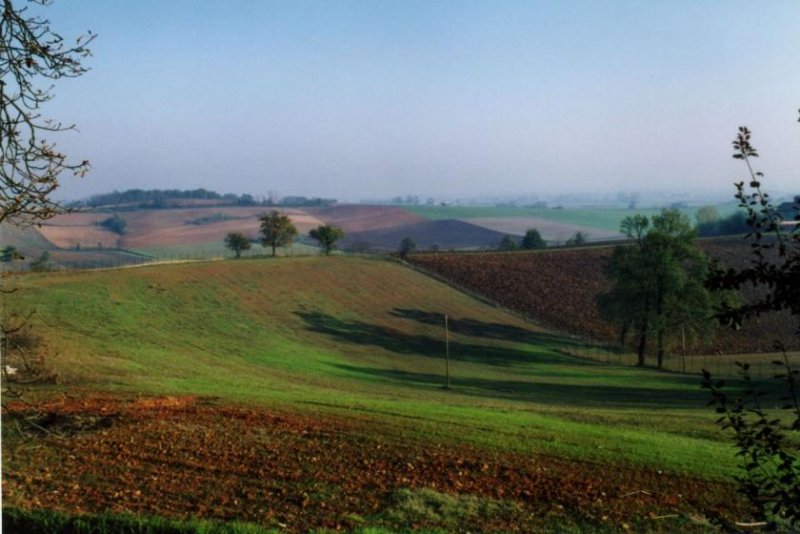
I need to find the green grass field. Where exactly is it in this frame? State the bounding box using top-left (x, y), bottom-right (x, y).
top-left (10, 255), bottom-right (759, 481)
top-left (404, 203), bottom-right (741, 233)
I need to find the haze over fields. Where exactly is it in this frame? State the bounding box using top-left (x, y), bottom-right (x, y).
top-left (3, 198), bottom-right (745, 268)
top-left (3, 1), bottom-right (800, 532)
top-left (39, 0), bottom-right (800, 203)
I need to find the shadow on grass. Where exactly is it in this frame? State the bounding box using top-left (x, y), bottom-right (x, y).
top-left (294, 310), bottom-right (600, 367)
top-left (330, 363), bottom-right (711, 409)
top-left (390, 308), bottom-right (566, 346)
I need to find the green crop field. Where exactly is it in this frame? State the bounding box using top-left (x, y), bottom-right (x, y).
top-left (11, 256), bottom-right (751, 478)
top-left (404, 203), bottom-right (741, 233)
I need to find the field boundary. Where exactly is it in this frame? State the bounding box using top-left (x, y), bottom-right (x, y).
top-left (399, 256), bottom-right (600, 347)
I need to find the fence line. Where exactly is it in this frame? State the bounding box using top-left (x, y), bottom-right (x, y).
top-left (558, 345), bottom-right (800, 380)
top-left (3, 244), bottom-right (330, 273)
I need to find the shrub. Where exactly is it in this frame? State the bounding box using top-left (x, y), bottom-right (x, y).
top-left (99, 214), bottom-right (127, 235)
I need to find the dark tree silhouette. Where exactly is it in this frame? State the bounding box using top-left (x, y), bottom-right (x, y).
top-left (224, 232), bottom-right (252, 258)
top-left (599, 210), bottom-right (714, 368)
top-left (520, 228), bottom-right (546, 249)
top-left (703, 123), bottom-right (800, 528)
top-left (309, 224), bottom-right (344, 255)
top-left (398, 237), bottom-right (416, 259)
top-left (1, 0), bottom-right (95, 225)
top-left (259, 211), bottom-right (298, 257)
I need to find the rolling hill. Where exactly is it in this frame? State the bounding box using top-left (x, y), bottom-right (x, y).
top-left (6, 256), bottom-right (752, 472)
top-left (4, 255), bottom-right (769, 530)
top-left (342, 219), bottom-right (512, 251)
top-left (1, 202), bottom-right (672, 271)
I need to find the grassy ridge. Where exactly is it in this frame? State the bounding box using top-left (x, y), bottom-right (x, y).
top-left (14, 256), bottom-right (744, 478)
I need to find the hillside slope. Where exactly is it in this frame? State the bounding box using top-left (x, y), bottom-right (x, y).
top-left (4, 256), bottom-right (770, 530)
top-left (10, 255), bottom-right (749, 479)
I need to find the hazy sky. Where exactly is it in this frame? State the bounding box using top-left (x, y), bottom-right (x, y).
top-left (42, 0), bottom-right (799, 202)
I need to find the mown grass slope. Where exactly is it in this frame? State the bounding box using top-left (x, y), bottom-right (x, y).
top-left (12, 256), bottom-right (746, 478)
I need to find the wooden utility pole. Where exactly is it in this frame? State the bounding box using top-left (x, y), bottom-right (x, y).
top-left (681, 325), bottom-right (686, 373)
top-left (444, 314), bottom-right (451, 389)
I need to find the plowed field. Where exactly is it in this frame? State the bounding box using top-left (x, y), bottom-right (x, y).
top-left (408, 239), bottom-right (798, 355)
top-left (3, 394), bottom-right (748, 533)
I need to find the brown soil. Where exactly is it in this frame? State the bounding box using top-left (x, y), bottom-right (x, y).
top-left (38, 224), bottom-right (120, 249)
top-left (343, 220), bottom-right (510, 251)
top-left (38, 208), bottom-right (326, 249)
top-left (2, 394), bottom-right (749, 532)
top-left (408, 239), bottom-right (798, 355)
top-left (306, 205), bottom-right (425, 233)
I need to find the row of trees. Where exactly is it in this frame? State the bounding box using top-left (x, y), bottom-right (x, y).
top-left (80, 188), bottom-right (258, 208)
top-left (498, 229), bottom-right (590, 251)
top-left (228, 225), bottom-right (561, 259)
top-left (78, 189), bottom-right (338, 210)
top-left (497, 228), bottom-right (551, 251)
top-left (224, 211), bottom-right (345, 258)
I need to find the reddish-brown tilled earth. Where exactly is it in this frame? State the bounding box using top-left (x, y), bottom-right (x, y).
top-left (408, 239), bottom-right (798, 355)
top-left (3, 394), bottom-right (750, 532)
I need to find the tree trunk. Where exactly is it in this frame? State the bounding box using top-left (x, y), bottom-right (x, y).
top-left (272, 242), bottom-right (277, 257)
top-left (636, 320), bottom-right (647, 366)
top-left (636, 295), bottom-right (651, 366)
top-left (656, 279), bottom-right (664, 369)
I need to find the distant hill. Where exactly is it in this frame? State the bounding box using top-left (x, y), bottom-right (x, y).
top-left (342, 219), bottom-right (512, 252)
top-left (77, 188), bottom-right (258, 209)
top-left (76, 188), bottom-right (337, 210)
top-left (8, 202), bottom-right (752, 270)
top-left (305, 204), bottom-right (424, 233)
top-left (6, 205), bottom-right (522, 269)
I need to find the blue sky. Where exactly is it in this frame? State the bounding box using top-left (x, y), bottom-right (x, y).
top-left (41, 0), bottom-right (800, 201)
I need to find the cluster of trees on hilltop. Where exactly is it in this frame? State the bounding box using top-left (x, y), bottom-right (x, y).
top-left (79, 189), bottom-right (258, 209)
top-left (279, 196), bottom-right (337, 207)
top-left (77, 189), bottom-right (338, 210)
top-left (225, 211), bottom-right (345, 258)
